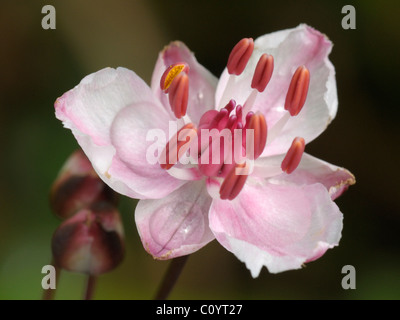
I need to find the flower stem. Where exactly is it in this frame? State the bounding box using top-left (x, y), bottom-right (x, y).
top-left (42, 259), bottom-right (60, 300)
top-left (154, 255), bottom-right (189, 300)
top-left (83, 275), bottom-right (97, 300)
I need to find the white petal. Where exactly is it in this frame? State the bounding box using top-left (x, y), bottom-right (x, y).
top-left (135, 180), bottom-right (215, 259)
top-left (209, 179), bottom-right (343, 276)
top-left (55, 67), bottom-right (175, 199)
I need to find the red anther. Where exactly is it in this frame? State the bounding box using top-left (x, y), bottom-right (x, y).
top-left (219, 161), bottom-right (236, 179)
top-left (168, 72), bottom-right (189, 119)
top-left (227, 38), bottom-right (254, 75)
top-left (284, 66), bottom-right (310, 116)
top-left (251, 54), bottom-right (274, 92)
top-left (160, 62), bottom-right (189, 93)
top-left (246, 112), bottom-right (267, 160)
top-left (160, 123), bottom-right (197, 170)
top-left (219, 163), bottom-right (249, 200)
top-left (281, 137), bottom-right (305, 174)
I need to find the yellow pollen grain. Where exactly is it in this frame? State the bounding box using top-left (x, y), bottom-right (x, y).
top-left (164, 65), bottom-right (185, 90)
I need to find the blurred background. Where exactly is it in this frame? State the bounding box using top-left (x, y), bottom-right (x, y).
top-left (0, 0), bottom-right (399, 299)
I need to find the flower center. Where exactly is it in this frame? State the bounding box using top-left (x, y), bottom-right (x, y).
top-left (158, 38), bottom-right (310, 200)
top-left (196, 99), bottom-right (259, 178)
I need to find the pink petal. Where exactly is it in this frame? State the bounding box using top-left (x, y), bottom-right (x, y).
top-left (215, 24), bottom-right (337, 156)
top-left (209, 179), bottom-right (343, 276)
top-left (151, 41), bottom-right (218, 123)
top-left (254, 153), bottom-right (355, 200)
top-left (279, 153), bottom-right (356, 200)
top-left (56, 67), bottom-right (156, 146)
top-left (135, 181), bottom-right (215, 259)
top-left (55, 67), bottom-right (177, 199)
top-left (109, 103), bottom-right (187, 199)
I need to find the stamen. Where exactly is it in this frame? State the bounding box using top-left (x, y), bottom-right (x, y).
top-left (251, 54), bottom-right (274, 92)
top-left (265, 112), bottom-right (290, 146)
top-left (227, 38), bottom-right (254, 75)
top-left (168, 72), bottom-right (189, 119)
top-left (246, 112), bottom-right (267, 160)
top-left (242, 90), bottom-right (257, 116)
top-left (160, 62), bottom-right (189, 93)
top-left (281, 137), bottom-right (305, 174)
top-left (284, 66), bottom-right (310, 116)
top-left (219, 163), bottom-right (249, 200)
top-left (160, 123), bottom-right (197, 170)
top-left (243, 55), bottom-right (273, 115)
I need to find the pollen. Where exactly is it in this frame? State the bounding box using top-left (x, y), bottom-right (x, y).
top-left (160, 63), bottom-right (189, 93)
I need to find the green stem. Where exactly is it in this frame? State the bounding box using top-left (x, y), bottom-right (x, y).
top-left (154, 255), bottom-right (189, 300)
top-left (83, 275), bottom-right (97, 300)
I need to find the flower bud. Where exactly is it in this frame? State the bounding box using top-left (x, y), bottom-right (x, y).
top-left (52, 202), bottom-right (124, 275)
top-left (50, 150), bottom-right (118, 219)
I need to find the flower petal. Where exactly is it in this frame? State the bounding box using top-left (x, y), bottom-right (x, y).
top-left (55, 67), bottom-right (179, 199)
top-left (253, 153), bottom-right (355, 200)
top-left (109, 103), bottom-right (188, 199)
top-left (276, 153), bottom-right (356, 200)
top-left (135, 180), bottom-right (214, 259)
top-left (216, 24), bottom-right (337, 156)
top-left (151, 41), bottom-right (219, 123)
top-left (56, 67), bottom-right (156, 146)
top-left (209, 179), bottom-right (343, 276)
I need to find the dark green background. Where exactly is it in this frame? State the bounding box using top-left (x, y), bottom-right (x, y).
top-left (0, 0), bottom-right (399, 299)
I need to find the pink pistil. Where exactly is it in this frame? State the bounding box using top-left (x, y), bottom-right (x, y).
top-left (208, 100), bottom-right (236, 130)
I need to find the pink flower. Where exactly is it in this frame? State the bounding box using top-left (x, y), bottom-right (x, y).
top-left (55, 24), bottom-right (355, 276)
